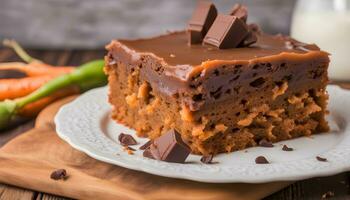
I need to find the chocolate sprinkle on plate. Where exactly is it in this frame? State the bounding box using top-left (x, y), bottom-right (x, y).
top-left (316, 156), bottom-right (327, 162)
top-left (258, 139), bottom-right (274, 147)
top-left (143, 148), bottom-right (154, 159)
top-left (282, 145), bottom-right (293, 151)
top-left (255, 156), bottom-right (269, 164)
top-left (139, 140), bottom-right (153, 150)
top-left (118, 133), bottom-right (137, 146)
top-left (200, 154), bottom-right (214, 164)
top-left (143, 129), bottom-right (191, 163)
top-left (50, 169), bottom-right (68, 180)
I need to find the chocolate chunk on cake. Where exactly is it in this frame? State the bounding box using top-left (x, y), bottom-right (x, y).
top-left (105, 3), bottom-right (329, 155)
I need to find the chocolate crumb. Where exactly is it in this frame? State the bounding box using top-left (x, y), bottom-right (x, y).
top-left (139, 140), bottom-right (153, 150)
top-left (200, 154), bottom-right (214, 164)
top-left (321, 191), bottom-right (334, 199)
top-left (118, 133), bottom-right (137, 146)
top-left (316, 156), bottom-right (327, 162)
top-left (282, 145), bottom-right (293, 151)
top-left (255, 156), bottom-right (269, 164)
top-left (50, 169), bottom-right (68, 180)
top-left (258, 139), bottom-right (274, 147)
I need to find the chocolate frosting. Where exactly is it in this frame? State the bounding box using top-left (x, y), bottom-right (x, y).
top-left (117, 31), bottom-right (308, 66)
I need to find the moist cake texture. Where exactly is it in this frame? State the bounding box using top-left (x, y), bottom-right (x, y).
top-left (105, 31), bottom-right (329, 155)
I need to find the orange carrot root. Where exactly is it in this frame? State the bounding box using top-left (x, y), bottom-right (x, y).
top-left (0, 75), bottom-right (58, 100)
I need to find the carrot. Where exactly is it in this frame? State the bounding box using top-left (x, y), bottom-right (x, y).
top-left (18, 85), bottom-right (80, 117)
top-left (0, 62), bottom-right (74, 77)
top-left (0, 75), bottom-right (56, 100)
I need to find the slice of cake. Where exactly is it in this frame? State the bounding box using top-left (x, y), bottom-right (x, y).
top-left (105, 3), bottom-right (329, 155)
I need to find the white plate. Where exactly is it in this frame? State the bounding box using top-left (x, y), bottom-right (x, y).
top-left (55, 85), bottom-right (350, 183)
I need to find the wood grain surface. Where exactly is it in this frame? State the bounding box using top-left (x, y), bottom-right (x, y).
top-left (0, 49), bottom-right (349, 200)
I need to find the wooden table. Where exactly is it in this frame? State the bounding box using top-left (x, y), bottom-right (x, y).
top-left (0, 49), bottom-right (349, 200)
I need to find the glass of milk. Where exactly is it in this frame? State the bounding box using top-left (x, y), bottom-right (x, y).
top-left (291, 0), bottom-right (350, 81)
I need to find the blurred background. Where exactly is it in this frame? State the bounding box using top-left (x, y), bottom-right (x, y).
top-left (0, 0), bottom-right (349, 80)
top-left (0, 0), bottom-right (296, 49)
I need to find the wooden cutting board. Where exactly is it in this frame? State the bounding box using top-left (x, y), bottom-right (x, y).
top-left (0, 96), bottom-right (291, 200)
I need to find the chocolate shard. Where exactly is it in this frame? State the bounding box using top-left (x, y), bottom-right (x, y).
top-left (258, 139), bottom-right (274, 148)
top-left (203, 14), bottom-right (249, 49)
top-left (143, 148), bottom-right (154, 159)
top-left (229, 4), bottom-right (248, 22)
top-left (149, 129), bottom-right (191, 163)
top-left (50, 169), bottom-right (68, 180)
top-left (139, 140), bottom-right (153, 150)
top-left (316, 156), bottom-right (327, 162)
top-left (118, 133), bottom-right (137, 146)
top-left (282, 144), bottom-right (293, 151)
top-left (188, 1), bottom-right (218, 44)
top-left (200, 154), bottom-right (214, 164)
top-left (255, 156), bottom-right (269, 164)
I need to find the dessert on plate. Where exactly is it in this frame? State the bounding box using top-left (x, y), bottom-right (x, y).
top-left (105, 2), bottom-right (329, 155)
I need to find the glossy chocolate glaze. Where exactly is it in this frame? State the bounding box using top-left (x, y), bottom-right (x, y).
top-left (118, 31), bottom-right (306, 66)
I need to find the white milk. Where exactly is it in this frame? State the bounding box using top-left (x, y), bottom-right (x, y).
top-left (291, 11), bottom-right (350, 81)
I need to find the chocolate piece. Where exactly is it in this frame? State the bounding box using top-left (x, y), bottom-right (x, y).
top-left (282, 144), bottom-right (293, 151)
top-left (143, 148), bottom-right (154, 159)
top-left (150, 129), bottom-right (191, 163)
top-left (118, 133), bottom-right (137, 146)
top-left (188, 1), bottom-right (217, 44)
top-left (0, 69), bottom-right (27, 79)
top-left (203, 14), bottom-right (249, 49)
top-left (255, 156), bottom-right (269, 164)
top-left (258, 139), bottom-right (274, 147)
top-left (139, 140), bottom-right (153, 150)
top-left (229, 4), bottom-right (248, 22)
top-left (316, 156), bottom-right (327, 162)
top-left (50, 169), bottom-right (68, 180)
top-left (200, 154), bottom-right (214, 164)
